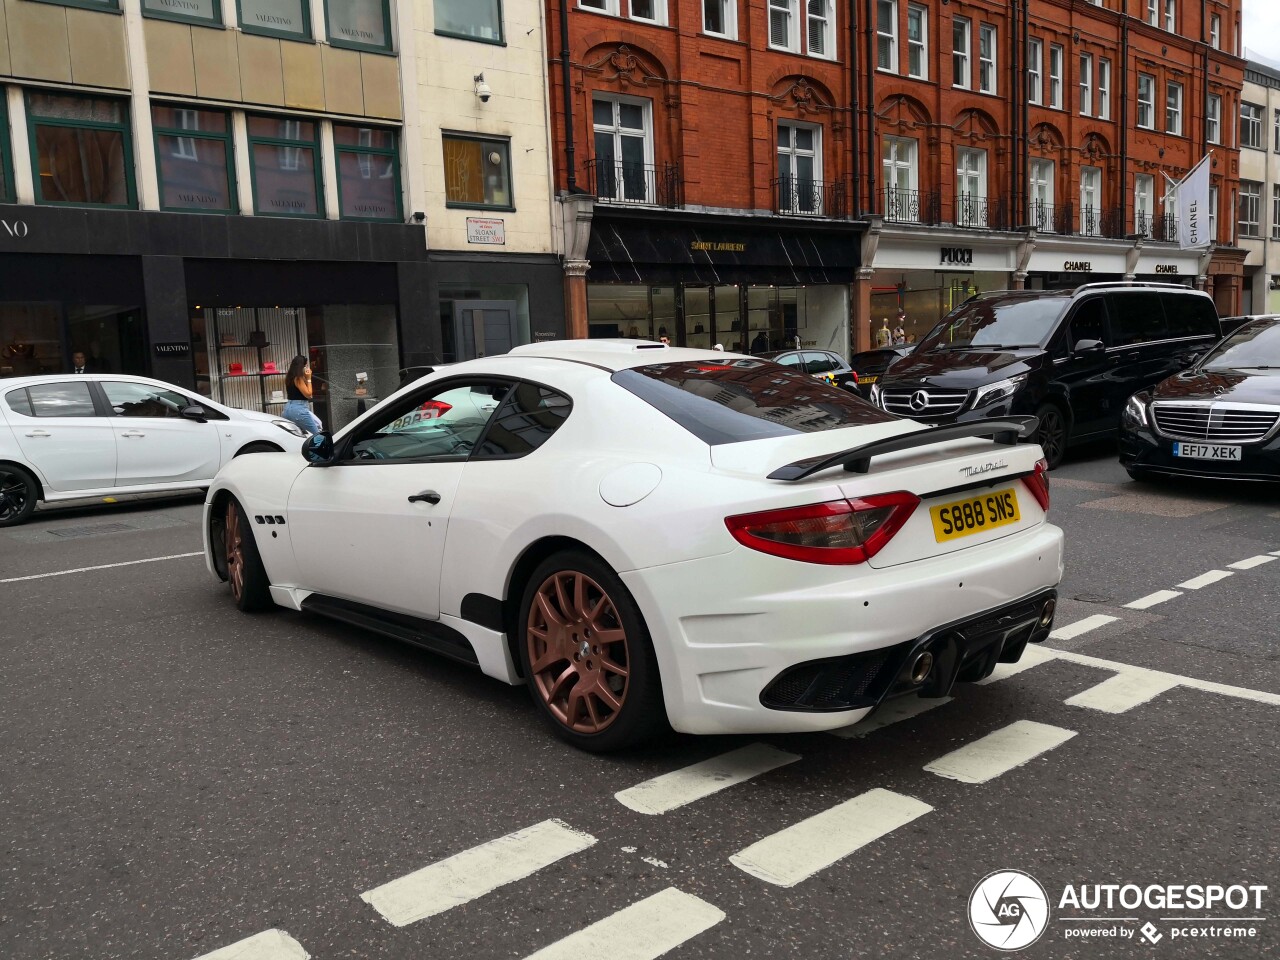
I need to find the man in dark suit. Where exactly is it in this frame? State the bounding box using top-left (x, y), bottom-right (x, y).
top-left (70, 351), bottom-right (108, 374)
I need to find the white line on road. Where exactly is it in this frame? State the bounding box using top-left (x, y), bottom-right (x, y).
top-left (523, 888), bottom-right (724, 960)
top-left (1125, 590), bottom-right (1183, 610)
top-left (361, 819), bottom-right (596, 927)
top-left (1047, 614), bottom-right (1119, 642)
top-left (729, 788), bottom-right (932, 887)
top-left (191, 930), bottom-right (309, 960)
top-left (0, 552), bottom-right (203, 584)
top-left (1229, 555), bottom-right (1277, 570)
top-left (830, 695), bottom-right (953, 738)
top-left (1046, 648), bottom-right (1280, 707)
top-left (1065, 670), bottom-right (1183, 714)
top-left (615, 743), bottom-right (800, 815)
top-left (924, 720), bottom-right (1078, 784)
top-left (1177, 570), bottom-right (1234, 590)
top-left (976, 643), bottom-right (1058, 684)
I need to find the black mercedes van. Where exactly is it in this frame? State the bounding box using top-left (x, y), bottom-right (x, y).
top-left (871, 283), bottom-right (1221, 467)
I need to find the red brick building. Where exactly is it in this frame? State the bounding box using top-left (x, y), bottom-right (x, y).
top-left (548, 0), bottom-right (1245, 351)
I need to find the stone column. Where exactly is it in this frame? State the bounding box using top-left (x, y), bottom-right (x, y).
top-left (853, 270), bottom-right (874, 353)
top-left (564, 260), bottom-right (591, 340)
top-left (558, 194), bottom-right (595, 340)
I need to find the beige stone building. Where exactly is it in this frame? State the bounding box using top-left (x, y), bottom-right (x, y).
top-left (1239, 59), bottom-right (1280, 315)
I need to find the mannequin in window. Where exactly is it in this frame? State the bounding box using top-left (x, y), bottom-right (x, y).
top-left (877, 319), bottom-right (892, 348)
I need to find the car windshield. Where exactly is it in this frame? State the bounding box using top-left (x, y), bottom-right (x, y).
top-left (1199, 321), bottom-right (1280, 371)
top-left (915, 295), bottom-right (1068, 353)
top-left (613, 360), bottom-right (895, 445)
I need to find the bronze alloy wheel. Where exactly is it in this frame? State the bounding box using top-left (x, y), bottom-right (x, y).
top-left (526, 570), bottom-right (631, 734)
top-left (225, 500), bottom-right (246, 603)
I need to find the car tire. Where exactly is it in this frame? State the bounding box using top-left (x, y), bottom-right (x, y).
top-left (235, 442), bottom-right (283, 456)
top-left (0, 464), bottom-right (39, 527)
top-left (222, 496), bottom-right (273, 612)
top-left (1033, 403), bottom-right (1068, 470)
top-left (517, 550), bottom-right (667, 752)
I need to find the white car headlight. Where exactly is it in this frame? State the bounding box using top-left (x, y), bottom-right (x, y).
top-left (273, 419), bottom-right (306, 437)
top-left (973, 374), bottom-right (1028, 407)
top-left (1124, 393), bottom-right (1150, 428)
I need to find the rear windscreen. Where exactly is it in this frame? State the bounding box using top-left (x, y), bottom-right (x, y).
top-left (612, 359), bottom-right (897, 445)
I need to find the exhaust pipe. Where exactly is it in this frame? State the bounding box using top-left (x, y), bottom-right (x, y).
top-left (1039, 598), bottom-right (1057, 628)
top-left (909, 651), bottom-right (934, 684)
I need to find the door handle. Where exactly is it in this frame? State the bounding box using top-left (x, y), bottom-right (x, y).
top-left (24, 430), bottom-right (51, 438)
top-left (120, 431), bottom-right (146, 438)
top-left (408, 491), bottom-right (442, 505)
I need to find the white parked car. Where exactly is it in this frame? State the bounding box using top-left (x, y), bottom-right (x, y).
top-left (203, 341), bottom-right (1064, 751)
top-left (0, 374), bottom-right (307, 526)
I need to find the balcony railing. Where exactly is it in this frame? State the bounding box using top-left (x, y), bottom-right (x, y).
top-left (954, 193), bottom-right (1014, 230)
top-left (1026, 198), bottom-right (1076, 235)
top-left (585, 159), bottom-right (683, 208)
top-left (772, 177), bottom-right (848, 218)
top-left (883, 187), bottom-right (941, 225)
top-left (1155, 213), bottom-right (1178, 242)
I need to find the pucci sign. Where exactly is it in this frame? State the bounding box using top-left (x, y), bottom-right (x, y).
top-left (940, 246), bottom-right (974, 266)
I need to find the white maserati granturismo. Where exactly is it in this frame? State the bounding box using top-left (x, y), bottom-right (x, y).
top-left (203, 341), bottom-right (1063, 751)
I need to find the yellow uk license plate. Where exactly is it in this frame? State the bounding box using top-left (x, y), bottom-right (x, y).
top-left (859, 375), bottom-right (878, 384)
top-left (930, 488), bottom-right (1021, 542)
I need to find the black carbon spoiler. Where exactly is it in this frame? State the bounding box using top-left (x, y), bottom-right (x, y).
top-left (767, 416), bottom-right (1040, 481)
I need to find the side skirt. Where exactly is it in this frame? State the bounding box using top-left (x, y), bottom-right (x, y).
top-left (299, 594), bottom-right (479, 667)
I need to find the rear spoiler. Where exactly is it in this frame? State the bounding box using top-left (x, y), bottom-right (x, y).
top-left (767, 416), bottom-right (1040, 481)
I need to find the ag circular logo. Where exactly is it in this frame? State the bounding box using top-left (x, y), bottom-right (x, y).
top-left (969, 870), bottom-right (1050, 951)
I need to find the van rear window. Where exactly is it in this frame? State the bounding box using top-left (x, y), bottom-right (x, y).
top-left (613, 360), bottom-right (896, 445)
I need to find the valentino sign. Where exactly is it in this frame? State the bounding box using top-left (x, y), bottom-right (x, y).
top-left (1, 219), bottom-right (30, 238)
top-left (940, 247), bottom-right (974, 266)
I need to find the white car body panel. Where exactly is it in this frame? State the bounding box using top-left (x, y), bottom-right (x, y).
top-left (8, 412), bottom-right (117, 492)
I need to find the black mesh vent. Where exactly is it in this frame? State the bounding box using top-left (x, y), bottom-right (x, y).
top-left (761, 645), bottom-right (906, 712)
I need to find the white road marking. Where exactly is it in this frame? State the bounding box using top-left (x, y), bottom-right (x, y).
top-left (1046, 648), bottom-right (1280, 707)
top-left (1229, 555), bottom-right (1276, 570)
top-left (1065, 670), bottom-right (1183, 714)
top-left (191, 930), bottom-right (309, 960)
top-left (1125, 590), bottom-right (1183, 610)
top-left (924, 720), bottom-right (1077, 784)
top-left (1047, 614), bottom-right (1119, 642)
top-left (1177, 570), bottom-right (1233, 590)
top-left (361, 820), bottom-right (596, 927)
top-left (729, 788), bottom-right (932, 887)
top-left (830, 695), bottom-right (953, 738)
top-left (615, 743), bottom-right (799, 815)
top-left (0, 551), bottom-right (203, 584)
top-left (976, 644), bottom-right (1058, 684)
top-left (523, 888), bottom-right (724, 960)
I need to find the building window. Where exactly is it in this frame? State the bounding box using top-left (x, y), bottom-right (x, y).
top-left (1208, 95), bottom-right (1222, 145)
top-left (807, 0), bottom-right (834, 58)
top-left (27, 92), bottom-right (135, 208)
top-left (152, 105), bottom-right (235, 213)
top-left (1145, 0), bottom-right (1157, 27)
top-left (246, 115), bottom-right (322, 217)
top-left (978, 24), bottom-right (997, 94)
top-left (1240, 181), bottom-right (1261, 238)
top-left (592, 94), bottom-right (653, 204)
top-left (1241, 102), bottom-right (1264, 149)
top-left (239, 0), bottom-right (310, 39)
top-left (1079, 166), bottom-right (1101, 237)
top-left (326, 0), bottom-right (391, 51)
top-left (955, 147), bottom-right (987, 228)
top-left (1026, 38), bottom-right (1043, 105)
top-left (441, 133), bottom-right (510, 210)
top-left (952, 16), bottom-right (971, 89)
top-left (1049, 44), bottom-right (1064, 109)
top-left (1098, 59), bottom-right (1111, 120)
top-left (703, 0), bottom-right (736, 38)
top-left (1137, 73), bottom-right (1155, 130)
top-left (336, 124), bottom-right (401, 220)
top-left (876, 0), bottom-right (897, 72)
top-left (1166, 82), bottom-right (1183, 136)
top-left (881, 136), bottom-right (918, 222)
top-left (628, 0), bottom-right (667, 26)
top-left (1210, 13), bottom-right (1221, 49)
top-left (906, 4), bottom-right (927, 79)
top-left (1134, 173), bottom-right (1154, 237)
top-left (434, 0), bottom-right (502, 43)
top-left (1079, 53), bottom-right (1093, 116)
top-left (1029, 158), bottom-right (1054, 231)
top-left (0, 93), bottom-right (12, 204)
top-left (1272, 185), bottom-right (1280, 239)
top-left (142, 0), bottom-right (219, 26)
top-left (768, 0), bottom-right (796, 50)
top-left (1209, 185), bottom-right (1219, 244)
top-left (1163, 0), bottom-right (1175, 32)
top-left (777, 121), bottom-right (822, 214)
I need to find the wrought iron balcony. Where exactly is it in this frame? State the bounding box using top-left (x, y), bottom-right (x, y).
top-left (772, 177), bottom-right (848, 218)
top-left (585, 159), bottom-right (682, 208)
top-left (954, 193), bottom-right (1013, 230)
top-left (883, 187), bottom-right (941, 225)
top-left (1027, 198), bottom-right (1074, 235)
top-left (1156, 213), bottom-right (1178, 243)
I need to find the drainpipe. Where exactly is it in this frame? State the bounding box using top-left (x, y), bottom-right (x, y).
top-left (1010, 0), bottom-right (1020, 230)
top-left (850, 0), bottom-right (861, 215)
top-left (559, 0), bottom-right (579, 192)
top-left (1120, 19), bottom-right (1129, 234)
top-left (1021, 0), bottom-right (1029, 225)
top-left (865, 0), bottom-right (877, 214)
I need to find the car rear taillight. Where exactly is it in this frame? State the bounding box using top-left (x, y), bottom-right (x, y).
top-left (725, 492), bottom-right (920, 565)
top-left (1024, 458), bottom-right (1051, 512)
top-left (417, 400), bottom-right (453, 419)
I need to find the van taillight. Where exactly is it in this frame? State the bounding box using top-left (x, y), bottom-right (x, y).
top-left (725, 492), bottom-right (920, 565)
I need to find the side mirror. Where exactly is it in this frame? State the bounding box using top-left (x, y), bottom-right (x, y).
top-left (181, 404), bottom-right (208, 423)
top-left (1073, 339), bottom-right (1106, 355)
top-left (303, 432), bottom-right (336, 465)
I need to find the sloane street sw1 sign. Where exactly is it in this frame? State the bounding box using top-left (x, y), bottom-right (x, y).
top-left (466, 217), bottom-right (506, 245)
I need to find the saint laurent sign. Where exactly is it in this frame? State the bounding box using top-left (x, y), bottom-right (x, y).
top-left (691, 241), bottom-right (747, 253)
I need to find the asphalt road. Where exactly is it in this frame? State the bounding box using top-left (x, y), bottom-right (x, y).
top-left (1, 447), bottom-right (1276, 960)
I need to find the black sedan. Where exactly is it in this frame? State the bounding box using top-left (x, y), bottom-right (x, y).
top-left (849, 346), bottom-right (913, 399)
top-left (758, 349), bottom-right (859, 392)
top-left (1120, 316), bottom-right (1280, 482)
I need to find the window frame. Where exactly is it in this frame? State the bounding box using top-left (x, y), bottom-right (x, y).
top-left (141, 0), bottom-right (221, 28)
top-left (1239, 181), bottom-right (1261, 239)
top-left (1274, 108), bottom-right (1280, 153)
top-left (1241, 102), bottom-right (1264, 150)
top-left (906, 3), bottom-right (927, 80)
top-left (627, 0), bottom-right (668, 27)
top-left (325, 0), bottom-right (395, 53)
top-left (1079, 53), bottom-right (1093, 117)
top-left (1272, 184), bottom-right (1280, 240)
top-left (26, 91), bottom-right (137, 210)
top-left (1163, 0), bottom-right (1175, 32)
top-left (26, 0), bottom-right (119, 11)
top-left (1210, 13), bottom-right (1221, 49)
top-left (776, 119), bottom-right (823, 214)
top-left (1134, 173), bottom-right (1154, 237)
top-left (952, 16), bottom-right (971, 90)
top-left (702, 0), bottom-right (737, 39)
top-left (1209, 185), bottom-right (1219, 244)
top-left (151, 103), bottom-right (238, 215)
top-left (1136, 73), bottom-right (1155, 130)
top-left (245, 114), bottom-right (325, 219)
top-left (1049, 44), bottom-right (1064, 110)
top-left (1029, 158), bottom-right (1055, 230)
top-left (1097, 58), bottom-right (1111, 121)
top-left (1208, 94), bottom-right (1222, 145)
top-left (1079, 165), bottom-right (1102, 237)
top-left (876, 0), bottom-right (898, 73)
top-left (768, 0), bottom-right (798, 53)
top-left (1166, 81), bottom-right (1183, 137)
top-left (806, 0), bottom-right (834, 59)
top-left (441, 131), bottom-right (513, 213)
top-left (236, 0), bottom-right (312, 42)
top-left (1026, 38), bottom-right (1043, 105)
top-left (335, 123), bottom-right (403, 221)
top-left (591, 92), bottom-right (655, 205)
top-left (0, 93), bottom-right (12, 204)
top-left (978, 23), bottom-right (997, 95)
top-left (955, 146), bottom-right (987, 227)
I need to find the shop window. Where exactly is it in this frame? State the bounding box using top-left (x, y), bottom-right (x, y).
top-left (27, 92), bottom-right (135, 209)
top-left (703, 0), bottom-right (736, 39)
top-left (152, 105), bottom-right (236, 214)
top-left (591, 95), bottom-right (653, 204)
top-left (777, 121), bottom-right (822, 215)
top-left (247, 115), bottom-right (323, 218)
top-left (1241, 103), bottom-right (1264, 150)
top-left (336, 124), bottom-right (401, 221)
top-left (239, 0), bottom-right (310, 40)
top-left (1026, 38), bottom-right (1042, 105)
top-left (0, 93), bottom-right (12, 204)
top-left (326, 0), bottom-right (392, 51)
top-left (442, 134), bottom-right (512, 210)
top-left (143, 0), bottom-right (220, 26)
top-left (435, 0), bottom-right (503, 43)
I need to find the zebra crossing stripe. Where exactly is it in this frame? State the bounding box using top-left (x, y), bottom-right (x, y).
top-left (729, 788), bottom-right (932, 887)
top-left (361, 819), bottom-right (596, 927)
top-left (191, 930), bottom-right (309, 960)
top-left (1065, 670), bottom-right (1182, 714)
top-left (522, 888), bottom-right (724, 960)
top-left (615, 743), bottom-right (800, 815)
top-left (924, 720), bottom-right (1077, 784)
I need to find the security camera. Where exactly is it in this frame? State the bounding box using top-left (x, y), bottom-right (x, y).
top-left (474, 73), bottom-right (492, 103)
